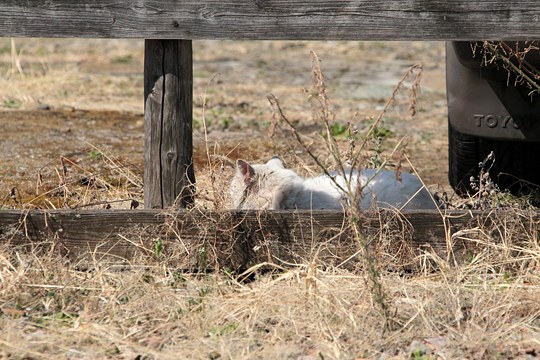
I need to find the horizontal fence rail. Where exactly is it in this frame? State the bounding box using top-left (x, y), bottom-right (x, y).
top-left (1, 209), bottom-right (539, 270)
top-left (1, 1), bottom-right (540, 40)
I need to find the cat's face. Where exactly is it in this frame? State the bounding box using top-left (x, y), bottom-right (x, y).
top-left (230, 157), bottom-right (288, 210)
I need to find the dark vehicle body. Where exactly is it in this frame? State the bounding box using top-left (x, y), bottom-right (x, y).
top-left (446, 41), bottom-right (540, 194)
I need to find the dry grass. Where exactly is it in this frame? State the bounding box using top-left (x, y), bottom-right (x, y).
top-left (1, 144), bottom-right (143, 210)
top-left (1, 39), bottom-right (540, 359)
top-left (1, 221), bottom-right (540, 359)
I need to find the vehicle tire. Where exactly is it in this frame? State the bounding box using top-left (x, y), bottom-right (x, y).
top-left (448, 123), bottom-right (540, 195)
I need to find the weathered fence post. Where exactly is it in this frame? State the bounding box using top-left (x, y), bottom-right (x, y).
top-left (144, 39), bottom-right (195, 209)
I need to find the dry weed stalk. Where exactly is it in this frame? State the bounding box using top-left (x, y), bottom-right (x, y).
top-left (8, 38), bottom-right (25, 79)
top-left (477, 41), bottom-right (540, 96)
top-left (267, 52), bottom-right (425, 332)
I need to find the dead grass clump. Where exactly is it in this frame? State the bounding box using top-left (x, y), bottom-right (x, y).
top-left (449, 209), bottom-right (540, 276)
top-left (2, 234), bottom-right (540, 359)
top-left (1, 145), bottom-right (143, 210)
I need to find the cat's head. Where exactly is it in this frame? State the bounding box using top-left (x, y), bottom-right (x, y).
top-left (230, 157), bottom-right (299, 210)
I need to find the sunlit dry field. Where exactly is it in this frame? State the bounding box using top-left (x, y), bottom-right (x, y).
top-left (1, 39), bottom-right (539, 359)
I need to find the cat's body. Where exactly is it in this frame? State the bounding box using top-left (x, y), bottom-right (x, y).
top-left (230, 157), bottom-right (438, 210)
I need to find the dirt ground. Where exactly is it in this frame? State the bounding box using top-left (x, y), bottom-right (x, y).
top-left (0, 39), bottom-right (448, 208)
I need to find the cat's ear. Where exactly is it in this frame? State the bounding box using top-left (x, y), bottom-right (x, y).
top-left (236, 159), bottom-right (256, 184)
top-left (267, 156), bottom-right (284, 168)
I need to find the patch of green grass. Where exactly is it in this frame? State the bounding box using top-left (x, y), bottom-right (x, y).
top-left (32, 311), bottom-right (79, 327)
top-left (193, 117), bottom-right (202, 131)
top-left (142, 273), bottom-right (154, 284)
top-left (112, 54), bottom-right (133, 64)
top-left (206, 108), bottom-right (237, 130)
top-left (194, 70), bottom-right (214, 78)
top-left (187, 286), bottom-right (211, 311)
top-left (208, 322), bottom-right (238, 337)
top-left (88, 150), bottom-right (103, 160)
top-left (410, 349), bottom-right (430, 360)
top-left (220, 116), bottom-right (233, 129)
top-left (168, 270), bottom-right (187, 289)
top-left (153, 238), bottom-right (163, 260)
top-left (3, 98), bottom-right (21, 109)
top-left (330, 122), bottom-right (348, 137)
top-left (372, 126), bottom-right (393, 139)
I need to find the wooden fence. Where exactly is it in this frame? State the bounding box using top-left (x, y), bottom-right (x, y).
top-left (2, 1), bottom-right (540, 40)
top-left (1, 1), bottom-right (540, 268)
top-left (2, 209), bottom-right (539, 270)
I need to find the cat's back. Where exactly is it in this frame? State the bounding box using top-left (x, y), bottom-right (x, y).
top-left (307, 168), bottom-right (437, 210)
top-left (303, 173), bottom-right (343, 196)
top-left (362, 169), bottom-right (437, 209)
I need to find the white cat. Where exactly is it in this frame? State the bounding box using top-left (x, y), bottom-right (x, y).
top-left (230, 157), bottom-right (438, 210)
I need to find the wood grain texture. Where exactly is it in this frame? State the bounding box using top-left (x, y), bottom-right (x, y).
top-left (1, 209), bottom-right (538, 270)
top-left (1, 1), bottom-right (539, 40)
top-left (144, 39), bottom-right (195, 209)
